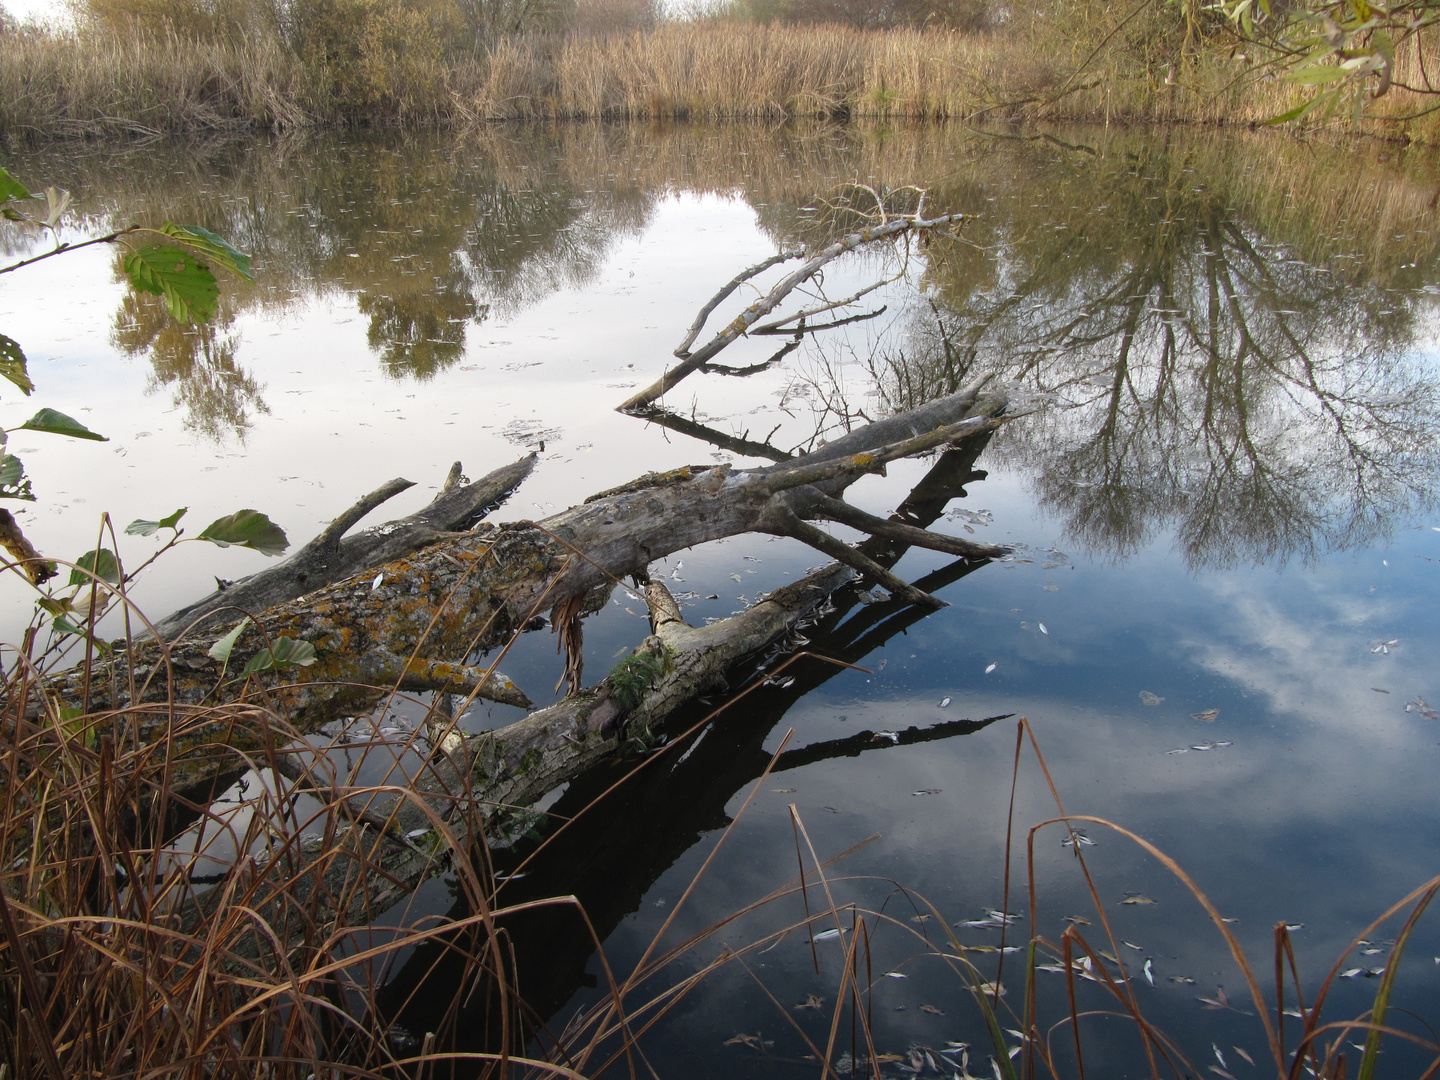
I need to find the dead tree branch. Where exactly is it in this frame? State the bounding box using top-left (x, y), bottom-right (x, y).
top-left (620, 212), bottom-right (973, 411)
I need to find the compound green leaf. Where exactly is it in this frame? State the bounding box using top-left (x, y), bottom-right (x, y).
top-left (18, 407), bottom-right (108, 441)
top-left (122, 244), bottom-right (219, 323)
top-left (0, 334), bottom-right (33, 395)
top-left (126, 507), bottom-right (188, 536)
top-left (241, 636), bottom-right (317, 675)
top-left (69, 548), bottom-right (121, 587)
top-left (157, 223), bottom-right (254, 282)
top-left (198, 509), bottom-right (289, 556)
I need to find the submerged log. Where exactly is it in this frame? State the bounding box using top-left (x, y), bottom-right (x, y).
top-left (29, 379), bottom-right (1008, 791)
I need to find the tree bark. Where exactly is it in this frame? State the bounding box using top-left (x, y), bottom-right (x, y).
top-left (150, 454), bottom-right (537, 642)
top-left (29, 381), bottom-right (1008, 793)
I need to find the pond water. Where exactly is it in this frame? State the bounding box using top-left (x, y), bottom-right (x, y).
top-left (3, 122), bottom-right (1440, 1077)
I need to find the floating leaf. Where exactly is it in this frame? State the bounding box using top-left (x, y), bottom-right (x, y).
top-left (122, 244), bottom-right (219, 323)
top-left (985, 662), bottom-right (998, 673)
top-left (126, 507), bottom-right (188, 536)
top-left (1038, 622), bottom-right (1049, 635)
top-left (1192, 708), bottom-right (1220, 722)
top-left (198, 509), bottom-right (288, 556)
top-left (240, 635), bottom-right (317, 675)
top-left (1140, 690), bottom-right (1163, 705)
top-left (794, 994), bottom-right (824, 1010)
top-left (68, 548), bottom-right (120, 587)
top-left (0, 334), bottom-right (33, 395)
top-left (18, 407), bottom-right (107, 441)
top-left (938, 696), bottom-right (952, 707)
top-left (724, 1033), bottom-right (766, 1049)
top-left (920, 1004), bottom-right (945, 1014)
top-left (811, 927), bottom-right (846, 942)
top-left (207, 616), bottom-right (252, 662)
top-left (157, 223), bottom-right (253, 281)
top-left (1144, 958), bottom-right (1155, 986)
top-left (1121, 894), bottom-right (1156, 905)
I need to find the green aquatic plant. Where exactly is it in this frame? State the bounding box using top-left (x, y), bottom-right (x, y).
top-left (606, 648), bottom-right (669, 713)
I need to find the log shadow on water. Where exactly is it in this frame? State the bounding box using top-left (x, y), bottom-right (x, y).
top-left (371, 430), bottom-right (1010, 1068)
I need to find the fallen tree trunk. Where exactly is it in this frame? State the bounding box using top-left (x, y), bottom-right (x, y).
top-left (29, 379), bottom-right (1008, 791)
top-left (151, 454), bottom-right (537, 642)
top-left (184, 417), bottom-right (1009, 941)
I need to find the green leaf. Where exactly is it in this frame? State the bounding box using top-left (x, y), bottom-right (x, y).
top-left (58, 705), bottom-right (99, 747)
top-left (157, 223), bottom-right (254, 283)
top-left (1372, 27), bottom-right (1395, 65)
top-left (198, 509), bottom-right (289, 556)
top-left (1264, 95), bottom-right (1326, 124)
top-left (69, 549), bottom-right (120, 587)
top-left (207, 616), bottom-right (252, 662)
top-left (241, 636), bottom-right (317, 675)
top-left (122, 244), bottom-right (219, 323)
top-left (0, 168), bottom-right (30, 204)
top-left (0, 334), bottom-right (33, 395)
top-left (18, 407), bottom-right (107, 442)
top-left (1285, 63), bottom-right (1347, 84)
top-left (0, 454), bottom-right (34, 501)
top-left (126, 507), bottom-right (188, 536)
top-left (51, 614), bottom-right (85, 637)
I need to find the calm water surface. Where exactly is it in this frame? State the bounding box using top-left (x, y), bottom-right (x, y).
top-left (3, 123), bottom-right (1439, 1076)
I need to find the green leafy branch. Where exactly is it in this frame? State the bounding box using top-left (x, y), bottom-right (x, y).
top-left (0, 166), bottom-right (254, 506)
top-left (31, 507), bottom-right (289, 656)
top-left (1214, 0), bottom-right (1437, 122)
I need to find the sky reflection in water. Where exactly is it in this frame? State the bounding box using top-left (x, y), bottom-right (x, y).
top-left (2, 123), bottom-right (1439, 1074)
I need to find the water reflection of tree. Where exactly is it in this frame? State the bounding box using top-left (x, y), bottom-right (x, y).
top-left (48, 131), bottom-right (651, 429)
top-left (875, 136), bottom-right (1440, 568)
top-left (111, 290), bottom-right (270, 443)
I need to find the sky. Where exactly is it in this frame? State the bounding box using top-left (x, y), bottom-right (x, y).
top-left (5, 0), bottom-right (68, 21)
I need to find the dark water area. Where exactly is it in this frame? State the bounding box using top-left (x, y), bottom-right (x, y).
top-left (3, 121), bottom-right (1440, 1077)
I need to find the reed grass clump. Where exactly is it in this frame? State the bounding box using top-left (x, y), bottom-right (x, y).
top-left (5, 12), bottom-right (1440, 139)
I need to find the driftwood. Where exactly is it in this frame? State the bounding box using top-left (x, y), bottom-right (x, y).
top-left (33, 380), bottom-right (1008, 794)
top-left (151, 454), bottom-right (537, 642)
top-left (177, 416), bottom-right (1010, 944)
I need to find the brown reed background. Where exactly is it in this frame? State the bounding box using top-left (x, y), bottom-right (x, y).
top-left (4, 0), bottom-right (1440, 141)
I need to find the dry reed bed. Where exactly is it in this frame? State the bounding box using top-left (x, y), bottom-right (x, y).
top-left (0, 28), bottom-right (322, 138)
top-left (13, 19), bottom-right (1440, 137)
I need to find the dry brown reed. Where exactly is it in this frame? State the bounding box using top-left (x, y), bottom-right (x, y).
top-left (0, 26), bottom-right (323, 139)
top-left (0, 560), bottom-right (586, 1079)
top-left (6, 16), bottom-right (1440, 140)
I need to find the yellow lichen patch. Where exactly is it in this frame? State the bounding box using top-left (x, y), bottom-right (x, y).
top-left (851, 452), bottom-right (875, 468)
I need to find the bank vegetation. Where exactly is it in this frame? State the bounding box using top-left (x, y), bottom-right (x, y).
top-left (4, 0), bottom-right (1440, 140)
